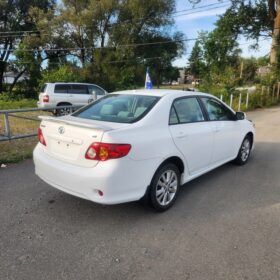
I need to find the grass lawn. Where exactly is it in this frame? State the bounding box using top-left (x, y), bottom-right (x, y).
top-left (0, 110), bottom-right (51, 164)
top-left (0, 137), bottom-right (38, 164)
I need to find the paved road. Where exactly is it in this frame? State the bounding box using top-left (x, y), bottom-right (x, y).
top-left (1, 107), bottom-right (280, 280)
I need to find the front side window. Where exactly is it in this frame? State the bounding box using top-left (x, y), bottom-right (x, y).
top-left (88, 85), bottom-right (105, 96)
top-left (170, 97), bottom-right (205, 124)
top-left (73, 94), bottom-right (160, 123)
top-left (54, 84), bottom-right (68, 94)
top-left (201, 97), bottom-right (235, 121)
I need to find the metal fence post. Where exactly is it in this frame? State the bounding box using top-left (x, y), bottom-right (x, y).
top-left (4, 112), bottom-right (11, 140)
top-left (220, 94), bottom-right (223, 102)
top-left (230, 94), bottom-right (233, 108)
top-left (277, 82), bottom-right (280, 100)
top-left (261, 86), bottom-right (264, 106)
top-left (238, 93), bottom-right (242, 111)
top-left (246, 91), bottom-right (249, 109)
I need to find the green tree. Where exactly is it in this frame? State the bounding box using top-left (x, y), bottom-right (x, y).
top-left (188, 40), bottom-right (205, 79)
top-left (0, 0), bottom-right (55, 93)
top-left (188, 1), bottom-right (280, 65)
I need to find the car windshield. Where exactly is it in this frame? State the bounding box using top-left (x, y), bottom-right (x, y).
top-left (72, 94), bottom-right (160, 123)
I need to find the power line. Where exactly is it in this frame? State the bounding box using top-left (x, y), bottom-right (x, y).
top-left (0, 30), bottom-right (39, 34)
top-left (174, 4), bottom-right (230, 18)
top-left (0, 34), bottom-right (270, 53)
top-left (7, 56), bottom-right (166, 65)
top-left (173, 1), bottom-right (231, 15)
top-left (0, 2), bottom-right (231, 37)
top-left (0, 38), bottom-right (196, 52)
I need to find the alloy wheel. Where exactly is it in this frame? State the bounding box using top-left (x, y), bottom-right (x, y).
top-left (241, 138), bottom-right (250, 162)
top-left (155, 170), bottom-right (178, 206)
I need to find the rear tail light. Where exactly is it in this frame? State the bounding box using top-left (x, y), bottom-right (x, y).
top-left (38, 128), bottom-right (47, 146)
top-left (85, 142), bottom-right (131, 161)
top-left (43, 95), bottom-right (49, 103)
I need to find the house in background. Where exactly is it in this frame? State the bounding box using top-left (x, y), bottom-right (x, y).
top-left (256, 65), bottom-right (271, 77)
top-left (177, 68), bottom-right (186, 84)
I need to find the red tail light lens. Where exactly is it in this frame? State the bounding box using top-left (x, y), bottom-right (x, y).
top-left (38, 128), bottom-right (46, 146)
top-left (85, 142), bottom-right (131, 161)
top-left (43, 95), bottom-right (49, 103)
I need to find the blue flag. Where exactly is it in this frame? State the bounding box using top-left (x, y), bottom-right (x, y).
top-left (145, 67), bottom-right (153, 89)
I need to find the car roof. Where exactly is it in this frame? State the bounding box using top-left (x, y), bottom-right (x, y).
top-left (45, 82), bottom-right (97, 85)
top-left (111, 89), bottom-right (212, 98)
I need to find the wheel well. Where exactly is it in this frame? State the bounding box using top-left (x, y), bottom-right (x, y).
top-left (141, 156), bottom-right (185, 202)
top-left (57, 102), bottom-right (72, 107)
top-left (158, 156), bottom-right (185, 174)
top-left (246, 132), bottom-right (254, 145)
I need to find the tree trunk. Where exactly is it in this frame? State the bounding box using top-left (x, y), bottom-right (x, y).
top-left (271, 0), bottom-right (280, 64)
top-left (9, 69), bottom-right (26, 93)
top-left (0, 61), bottom-right (7, 93)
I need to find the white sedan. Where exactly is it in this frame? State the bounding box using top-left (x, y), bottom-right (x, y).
top-left (33, 90), bottom-right (255, 211)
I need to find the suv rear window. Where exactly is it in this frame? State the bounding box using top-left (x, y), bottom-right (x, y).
top-left (73, 94), bottom-right (160, 123)
top-left (40, 84), bottom-right (47, 93)
top-left (54, 84), bottom-right (69, 93)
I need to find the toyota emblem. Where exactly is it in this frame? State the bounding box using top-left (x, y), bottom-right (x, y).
top-left (58, 126), bottom-right (65, 134)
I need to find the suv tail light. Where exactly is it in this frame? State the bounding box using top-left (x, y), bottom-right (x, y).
top-left (38, 128), bottom-right (46, 146)
top-left (43, 95), bottom-right (49, 103)
top-left (85, 142), bottom-right (131, 161)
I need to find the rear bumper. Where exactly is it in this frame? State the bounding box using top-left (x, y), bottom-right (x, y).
top-left (33, 144), bottom-right (159, 205)
top-left (37, 102), bottom-right (53, 109)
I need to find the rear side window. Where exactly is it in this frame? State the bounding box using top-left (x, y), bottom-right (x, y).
top-left (170, 97), bottom-right (205, 124)
top-left (73, 94), bottom-right (160, 123)
top-left (54, 84), bottom-right (69, 93)
top-left (69, 84), bottom-right (89, 94)
top-left (88, 85), bottom-right (105, 96)
top-left (40, 84), bottom-right (47, 93)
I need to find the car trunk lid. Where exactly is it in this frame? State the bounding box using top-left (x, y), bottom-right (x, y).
top-left (39, 115), bottom-right (128, 168)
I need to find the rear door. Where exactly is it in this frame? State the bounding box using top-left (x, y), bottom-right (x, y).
top-left (199, 97), bottom-right (241, 164)
top-left (53, 84), bottom-right (70, 105)
top-left (68, 84), bottom-right (90, 105)
top-left (169, 96), bottom-right (214, 175)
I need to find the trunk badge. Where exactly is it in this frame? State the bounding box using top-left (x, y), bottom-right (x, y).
top-left (58, 126), bottom-right (65, 134)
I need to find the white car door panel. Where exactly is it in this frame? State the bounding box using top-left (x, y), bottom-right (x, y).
top-left (208, 121), bottom-right (241, 163)
top-left (200, 97), bottom-right (241, 164)
top-left (170, 123), bottom-right (214, 175)
top-left (169, 97), bottom-right (214, 175)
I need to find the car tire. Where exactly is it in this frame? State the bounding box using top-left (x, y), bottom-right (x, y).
top-left (234, 136), bottom-right (252, 165)
top-left (55, 104), bottom-right (72, 116)
top-left (148, 163), bottom-right (181, 211)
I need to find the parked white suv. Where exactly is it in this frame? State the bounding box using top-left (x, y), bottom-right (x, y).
top-left (38, 83), bottom-right (107, 115)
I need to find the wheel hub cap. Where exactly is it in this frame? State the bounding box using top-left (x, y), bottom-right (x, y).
top-left (156, 170), bottom-right (178, 206)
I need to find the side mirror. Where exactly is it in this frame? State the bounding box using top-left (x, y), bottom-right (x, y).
top-left (236, 111), bottom-right (246, 120)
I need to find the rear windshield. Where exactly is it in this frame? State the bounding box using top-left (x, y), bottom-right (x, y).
top-left (72, 94), bottom-right (160, 123)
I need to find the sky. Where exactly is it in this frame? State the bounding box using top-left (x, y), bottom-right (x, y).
top-left (173, 0), bottom-right (272, 67)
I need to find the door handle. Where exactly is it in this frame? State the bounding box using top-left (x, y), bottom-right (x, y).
top-left (176, 131), bottom-right (188, 139)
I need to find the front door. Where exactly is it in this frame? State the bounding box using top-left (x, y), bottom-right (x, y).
top-left (200, 97), bottom-right (241, 164)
